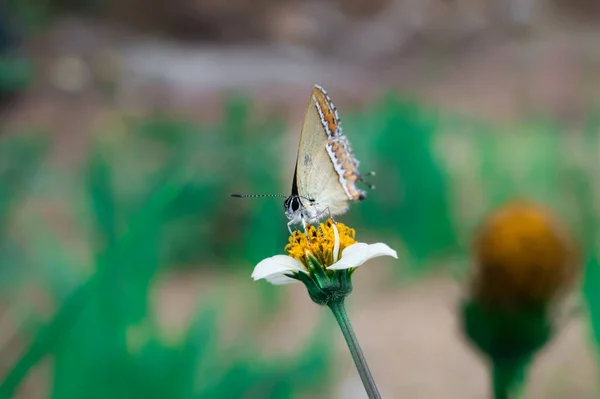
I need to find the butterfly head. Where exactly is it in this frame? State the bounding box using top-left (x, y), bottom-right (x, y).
top-left (284, 195), bottom-right (304, 220)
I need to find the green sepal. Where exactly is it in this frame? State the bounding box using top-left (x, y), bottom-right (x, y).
top-left (294, 257), bottom-right (353, 306)
top-left (306, 253), bottom-right (329, 287)
top-left (460, 300), bottom-right (552, 397)
top-left (461, 300), bottom-right (551, 361)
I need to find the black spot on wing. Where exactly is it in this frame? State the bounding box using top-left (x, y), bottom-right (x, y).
top-left (304, 154), bottom-right (312, 166)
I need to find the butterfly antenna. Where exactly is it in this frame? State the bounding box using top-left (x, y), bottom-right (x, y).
top-left (231, 193), bottom-right (288, 199)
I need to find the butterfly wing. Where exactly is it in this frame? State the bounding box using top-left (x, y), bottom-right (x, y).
top-left (293, 85), bottom-right (364, 216)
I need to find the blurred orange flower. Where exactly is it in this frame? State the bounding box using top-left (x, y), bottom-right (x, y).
top-left (471, 200), bottom-right (580, 310)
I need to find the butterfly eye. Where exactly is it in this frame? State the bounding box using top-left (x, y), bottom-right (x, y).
top-left (292, 198), bottom-right (301, 212)
top-left (284, 197), bottom-right (302, 213)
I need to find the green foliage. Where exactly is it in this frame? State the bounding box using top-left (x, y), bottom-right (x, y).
top-left (579, 112), bottom-right (600, 359)
top-left (93, 97), bottom-right (289, 268)
top-left (0, 133), bottom-right (332, 398)
top-left (0, 134), bottom-right (45, 227)
top-left (0, 4), bottom-right (35, 96)
top-left (0, 56), bottom-right (33, 94)
top-left (346, 94), bottom-right (458, 264)
top-left (4, 0), bottom-right (97, 32)
top-left (584, 257), bottom-right (600, 348)
top-left (0, 134), bottom-right (47, 288)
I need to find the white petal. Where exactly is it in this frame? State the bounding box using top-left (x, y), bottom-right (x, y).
top-left (251, 255), bottom-right (306, 285)
top-left (327, 243), bottom-right (370, 270)
top-left (366, 243), bottom-right (399, 260)
top-left (327, 242), bottom-right (398, 271)
top-left (332, 222), bottom-right (340, 263)
top-left (264, 274), bottom-right (300, 285)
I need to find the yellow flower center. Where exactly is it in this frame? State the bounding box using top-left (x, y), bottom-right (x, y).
top-left (285, 219), bottom-right (357, 268)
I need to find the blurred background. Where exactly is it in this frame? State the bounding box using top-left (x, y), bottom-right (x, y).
top-left (1, 0), bottom-right (600, 398)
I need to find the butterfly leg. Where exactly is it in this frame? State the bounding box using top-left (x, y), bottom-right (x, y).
top-left (288, 219), bottom-right (313, 242)
top-left (315, 207), bottom-right (336, 224)
top-left (313, 208), bottom-right (334, 239)
top-left (317, 222), bottom-right (326, 239)
top-left (301, 218), bottom-right (315, 243)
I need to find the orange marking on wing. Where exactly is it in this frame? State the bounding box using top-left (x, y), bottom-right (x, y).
top-left (347, 185), bottom-right (361, 200)
top-left (313, 89), bottom-right (339, 137)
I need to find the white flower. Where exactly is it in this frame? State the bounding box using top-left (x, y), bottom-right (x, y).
top-left (251, 222), bottom-right (398, 286)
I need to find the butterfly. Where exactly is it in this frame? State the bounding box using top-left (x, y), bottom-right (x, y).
top-left (232, 84), bottom-right (373, 234)
top-left (282, 84), bottom-right (373, 233)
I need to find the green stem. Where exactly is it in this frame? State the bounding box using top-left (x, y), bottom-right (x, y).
top-left (492, 368), bottom-right (510, 399)
top-left (492, 360), bottom-right (524, 399)
top-left (328, 299), bottom-right (381, 399)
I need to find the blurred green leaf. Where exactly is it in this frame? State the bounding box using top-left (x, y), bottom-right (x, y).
top-left (87, 148), bottom-right (118, 251)
top-left (584, 256), bottom-right (600, 348)
top-left (352, 93), bottom-right (458, 267)
top-left (0, 134), bottom-right (47, 233)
